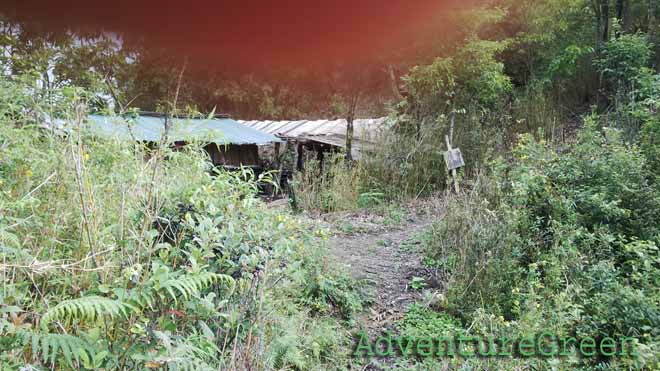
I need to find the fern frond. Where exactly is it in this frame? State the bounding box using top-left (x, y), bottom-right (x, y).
top-left (160, 272), bottom-right (234, 302)
top-left (126, 272), bottom-right (234, 310)
top-left (19, 330), bottom-right (94, 368)
top-left (131, 290), bottom-right (156, 309)
top-left (41, 296), bottom-right (131, 328)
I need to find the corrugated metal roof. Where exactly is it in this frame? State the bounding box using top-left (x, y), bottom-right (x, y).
top-left (238, 118), bottom-right (388, 158)
top-left (86, 115), bottom-right (282, 145)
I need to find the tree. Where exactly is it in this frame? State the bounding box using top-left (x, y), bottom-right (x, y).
top-left (650, 0), bottom-right (659, 69)
top-left (616, 0), bottom-right (631, 33)
top-left (592, 0), bottom-right (611, 49)
top-left (327, 63), bottom-right (390, 163)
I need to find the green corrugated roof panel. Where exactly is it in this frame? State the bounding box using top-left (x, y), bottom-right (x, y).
top-left (86, 115), bottom-right (282, 145)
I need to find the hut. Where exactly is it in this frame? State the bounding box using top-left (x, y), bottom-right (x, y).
top-left (238, 118), bottom-right (387, 169)
top-left (86, 113), bottom-right (282, 169)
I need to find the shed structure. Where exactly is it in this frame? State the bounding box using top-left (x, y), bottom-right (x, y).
top-left (238, 118), bottom-right (387, 160)
top-left (86, 114), bottom-right (281, 168)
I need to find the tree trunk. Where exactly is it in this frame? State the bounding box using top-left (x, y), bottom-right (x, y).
top-left (388, 65), bottom-right (403, 101)
top-left (295, 142), bottom-right (304, 171)
top-left (616, 0), bottom-right (631, 33)
top-left (650, 0), bottom-right (659, 70)
top-left (593, 0), bottom-right (610, 47)
top-left (345, 116), bottom-right (354, 163)
top-left (602, 0), bottom-right (610, 43)
top-left (593, 0), bottom-right (603, 49)
top-left (345, 92), bottom-right (359, 164)
top-left (650, 0), bottom-right (657, 33)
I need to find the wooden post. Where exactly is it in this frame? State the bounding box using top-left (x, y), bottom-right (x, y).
top-left (345, 116), bottom-right (354, 163)
top-left (272, 142), bottom-right (281, 197)
top-left (316, 144), bottom-right (325, 171)
top-left (273, 142), bottom-right (281, 164)
top-left (445, 135), bottom-right (460, 193)
top-left (295, 142), bottom-right (304, 171)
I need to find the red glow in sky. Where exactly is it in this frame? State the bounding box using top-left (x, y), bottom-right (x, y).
top-left (3, 0), bottom-right (465, 72)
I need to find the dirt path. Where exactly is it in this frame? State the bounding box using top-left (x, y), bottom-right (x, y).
top-left (320, 201), bottom-right (444, 334)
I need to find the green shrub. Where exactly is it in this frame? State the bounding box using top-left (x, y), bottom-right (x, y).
top-left (640, 116), bottom-right (660, 177)
top-left (595, 34), bottom-right (653, 87)
top-left (421, 122), bottom-right (660, 369)
top-left (400, 304), bottom-right (461, 339)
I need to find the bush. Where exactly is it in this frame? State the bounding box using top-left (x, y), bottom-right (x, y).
top-left (640, 111), bottom-right (660, 177)
top-left (422, 122), bottom-right (660, 369)
top-left (595, 34), bottom-right (653, 88)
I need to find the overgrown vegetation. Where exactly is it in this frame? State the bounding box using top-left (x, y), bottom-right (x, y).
top-left (352, 1), bottom-right (659, 370)
top-left (417, 121), bottom-right (659, 369)
top-left (0, 76), bottom-right (362, 370)
top-left (1, 0), bottom-right (660, 370)
top-left (290, 154), bottom-right (364, 213)
top-left (408, 30), bottom-right (660, 370)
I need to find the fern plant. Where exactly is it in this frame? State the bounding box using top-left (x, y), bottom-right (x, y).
top-left (129, 270), bottom-right (235, 309)
top-left (159, 271), bottom-right (234, 302)
top-left (40, 296), bottom-right (132, 329)
top-left (16, 330), bottom-right (96, 369)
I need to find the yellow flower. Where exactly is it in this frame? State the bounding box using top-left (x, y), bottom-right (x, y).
top-left (84, 153), bottom-right (90, 161)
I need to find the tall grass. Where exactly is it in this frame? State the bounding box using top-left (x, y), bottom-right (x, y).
top-left (290, 153), bottom-right (362, 212)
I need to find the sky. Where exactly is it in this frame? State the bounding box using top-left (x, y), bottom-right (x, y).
top-left (2, 0), bottom-right (467, 72)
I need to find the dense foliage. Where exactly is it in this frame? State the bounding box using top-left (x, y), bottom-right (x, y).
top-left (0, 76), bottom-right (362, 370)
top-left (360, 1), bottom-right (660, 370)
top-left (419, 121), bottom-right (659, 370)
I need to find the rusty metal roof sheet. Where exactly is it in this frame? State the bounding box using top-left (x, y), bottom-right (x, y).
top-left (238, 118), bottom-right (388, 158)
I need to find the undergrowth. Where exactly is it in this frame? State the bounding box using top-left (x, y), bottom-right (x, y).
top-left (0, 75), bottom-right (362, 370)
top-left (416, 122), bottom-right (660, 370)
